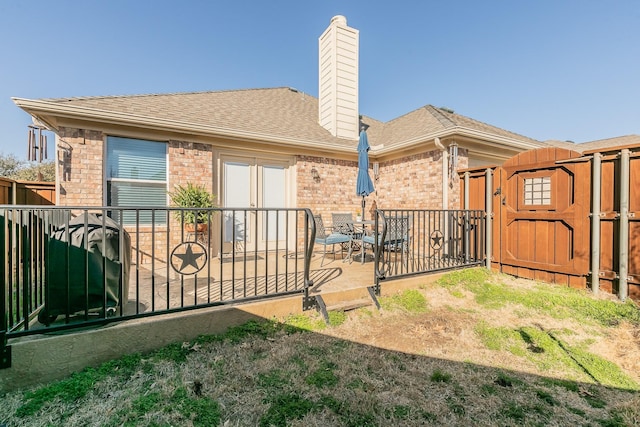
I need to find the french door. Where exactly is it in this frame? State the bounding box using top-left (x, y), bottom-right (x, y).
top-left (221, 155), bottom-right (290, 252)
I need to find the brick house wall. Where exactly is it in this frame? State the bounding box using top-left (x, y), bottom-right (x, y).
top-left (57, 128), bottom-right (465, 216)
top-left (376, 150), bottom-right (443, 210)
top-left (297, 155), bottom-right (361, 220)
top-left (376, 148), bottom-right (467, 210)
top-left (57, 129), bottom-right (215, 207)
top-left (296, 149), bottom-right (466, 259)
top-left (57, 127), bottom-right (104, 206)
top-left (56, 128), bottom-right (216, 265)
top-left (55, 127), bottom-right (466, 263)
top-left (298, 147), bottom-right (466, 222)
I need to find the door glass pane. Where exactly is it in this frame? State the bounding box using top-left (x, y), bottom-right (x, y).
top-left (223, 161), bottom-right (251, 242)
top-left (262, 165), bottom-right (286, 241)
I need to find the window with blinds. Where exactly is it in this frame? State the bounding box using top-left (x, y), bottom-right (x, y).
top-left (106, 136), bottom-right (168, 225)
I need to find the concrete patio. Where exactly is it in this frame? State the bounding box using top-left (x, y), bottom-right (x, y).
top-left (122, 245), bottom-right (378, 316)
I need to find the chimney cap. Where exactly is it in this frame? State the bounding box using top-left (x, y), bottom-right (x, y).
top-left (330, 15), bottom-right (347, 26)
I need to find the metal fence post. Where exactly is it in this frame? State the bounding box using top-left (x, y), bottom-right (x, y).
top-left (590, 152), bottom-right (601, 295)
top-left (485, 168), bottom-right (493, 270)
top-left (619, 149), bottom-right (630, 301)
top-left (0, 209), bottom-right (11, 368)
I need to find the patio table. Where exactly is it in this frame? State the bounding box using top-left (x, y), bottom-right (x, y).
top-left (347, 220), bottom-right (375, 264)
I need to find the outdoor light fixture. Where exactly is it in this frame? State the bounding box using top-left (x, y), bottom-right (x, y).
top-left (373, 162), bottom-right (379, 181)
top-left (310, 166), bottom-right (320, 182)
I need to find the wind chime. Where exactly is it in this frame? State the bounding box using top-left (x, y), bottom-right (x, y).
top-left (27, 125), bottom-right (48, 162)
top-left (448, 141), bottom-right (458, 180)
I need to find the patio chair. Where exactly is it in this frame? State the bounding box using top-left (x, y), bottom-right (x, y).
top-left (331, 212), bottom-right (359, 242)
top-left (331, 212), bottom-right (353, 234)
top-left (333, 212), bottom-right (370, 261)
top-left (314, 214), bottom-right (353, 267)
top-left (363, 216), bottom-right (410, 256)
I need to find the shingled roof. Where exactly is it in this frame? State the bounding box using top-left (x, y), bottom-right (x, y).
top-left (372, 104), bottom-right (540, 149)
top-left (18, 87), bottom-right (542, 153)
top-left (38, 87), bottom-right (347, 146)
top-left (545, 135), bottom-right (640, 153)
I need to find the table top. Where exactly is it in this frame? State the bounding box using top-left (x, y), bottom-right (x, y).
top-left (347, 219), bottom-right (375, 225)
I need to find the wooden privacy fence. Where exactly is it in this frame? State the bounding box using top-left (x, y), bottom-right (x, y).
top-left (0, 178), bottom-right (55, 205)
top-left (460, 144), bottom-right (640, 301)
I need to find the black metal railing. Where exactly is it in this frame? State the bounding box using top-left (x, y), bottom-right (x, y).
top-left (369, 209), bottom-right (485, 289)
top-left (0, 205), bottom-right (487, 369)
top-left (1, 206), bottom-right (315, 349)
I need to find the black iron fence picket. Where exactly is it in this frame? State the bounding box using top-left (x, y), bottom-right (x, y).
top-left (0, 206), bottom-right (315, 354)
top-left (0, 205), bottom-right (485, 370)
top-left (369, 209), bottom-right (485, 290)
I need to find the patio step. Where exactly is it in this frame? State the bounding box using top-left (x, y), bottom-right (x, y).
top-left (314, 286), bottom-right (380, 324)
top-left (326, 297), bottom-right (375, 313)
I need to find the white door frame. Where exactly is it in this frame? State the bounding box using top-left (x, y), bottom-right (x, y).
top-left (217, 151), bottom-right (294, 253)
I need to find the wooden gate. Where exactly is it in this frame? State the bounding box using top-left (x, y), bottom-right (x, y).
top-left (461, 148), bottom-right (591, 287)
top-left (461, 145), bottom-right (640, 300)
top-left (496, 148), bottom-right (591, 286)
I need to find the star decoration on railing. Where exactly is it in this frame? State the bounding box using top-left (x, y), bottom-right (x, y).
top-left (430, 230), bottom-right (444, 250)
top-left (171, 242), bottom-right (207, 275)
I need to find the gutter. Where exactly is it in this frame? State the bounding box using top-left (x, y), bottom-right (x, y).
top-left (13, 98), bottom-right (544, 156)
top-left (12, 98), bottom-right (359, 154)
top-left (373, 127), bottom-right (543, 156)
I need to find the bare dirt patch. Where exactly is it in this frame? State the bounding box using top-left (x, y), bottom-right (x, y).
top-left (326, 275), bottom-right (640, 385)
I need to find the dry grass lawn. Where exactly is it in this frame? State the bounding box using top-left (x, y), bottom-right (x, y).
top-left (1, 268), bottom-right (640, 426)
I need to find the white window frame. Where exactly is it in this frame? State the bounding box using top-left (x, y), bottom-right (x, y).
top-left (104, 136), bottom-right (169, 225)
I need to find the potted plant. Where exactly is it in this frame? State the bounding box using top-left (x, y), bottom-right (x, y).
top-left (169, 183), bottom-right (216, 232)
top-left (356, 209), bottom-right (362, 222)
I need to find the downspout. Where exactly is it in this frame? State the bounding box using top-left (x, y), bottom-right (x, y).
top-left (619, 149), bottom-right (630, 301)
top-left (434, 137), bottom-right (447, 210)
top-left (485, 168), bottom-right (492, 270)
top-left (590, 152), bottom-right (601, 295)
top-left (435, 137), bottom-right (449, 258)
top-left (464, 171), bottom-right (470, 263)
top-left (464, 171), bottom-right (470, 210)
top-left (55, 133), bottom-right (60, 206)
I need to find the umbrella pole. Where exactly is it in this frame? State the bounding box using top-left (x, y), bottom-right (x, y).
top-left (361, 196), bottom-right (366, 221)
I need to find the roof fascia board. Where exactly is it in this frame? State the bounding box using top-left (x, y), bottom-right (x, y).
top-left (12, 97), bottom-right (357, 154)
top-left (13, 98), bottom-right (543, 157)
top-left (373, 126), bottom-right (542, 156)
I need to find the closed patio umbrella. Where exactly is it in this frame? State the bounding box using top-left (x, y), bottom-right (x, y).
top-left (356, 129), bottom-right (375, 219)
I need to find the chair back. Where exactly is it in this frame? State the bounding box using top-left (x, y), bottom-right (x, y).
top-left (386, 216), bottom-right (410, 243)
top-left (314, 215), bottom-right (329, 239)
top-left (331, 213), bottom-right (354, 235)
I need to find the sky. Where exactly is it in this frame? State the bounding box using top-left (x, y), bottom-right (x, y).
top-left (0, 0), bottom-right (639, 159)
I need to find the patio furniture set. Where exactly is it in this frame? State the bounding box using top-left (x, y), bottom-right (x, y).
top-left (313, 213), bottom-right (410, 267)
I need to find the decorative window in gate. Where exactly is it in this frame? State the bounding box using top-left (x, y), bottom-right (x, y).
top-left (523, 176), bottom-right (551, 205)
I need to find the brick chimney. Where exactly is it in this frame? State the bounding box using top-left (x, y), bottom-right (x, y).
top-left (318, 15), bottom-right (359, 140)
